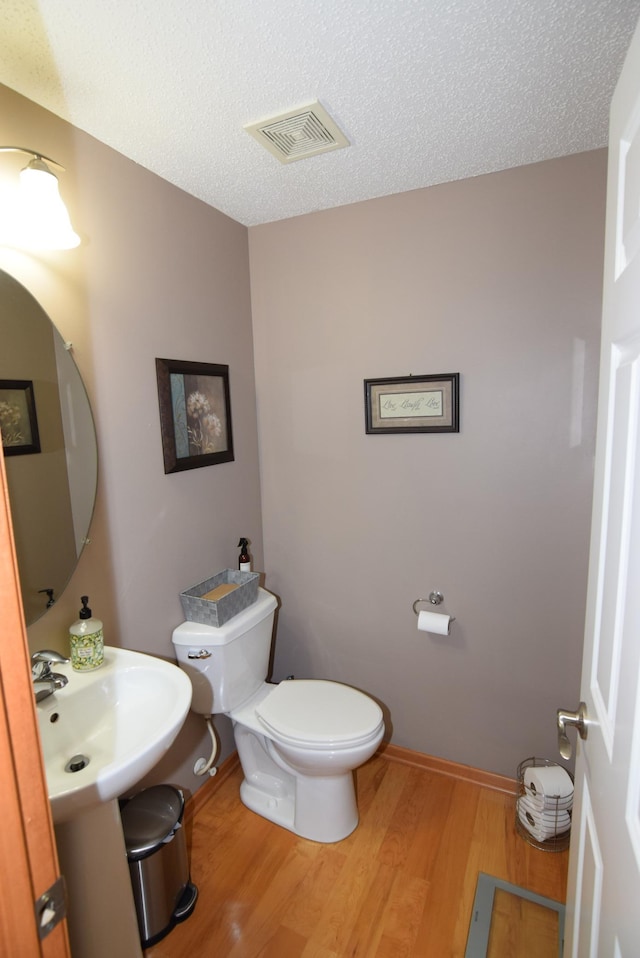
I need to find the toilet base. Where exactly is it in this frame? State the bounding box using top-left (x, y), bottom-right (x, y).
top-left (239, 778), bottom-right (295, 833)
top-left (239, 769), bottom-right (359, 843)
top-left (233, 721), bottom-right (360, 843)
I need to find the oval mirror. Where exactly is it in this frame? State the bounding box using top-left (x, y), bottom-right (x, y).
top-left (0, 270), bottom-right (98, 626)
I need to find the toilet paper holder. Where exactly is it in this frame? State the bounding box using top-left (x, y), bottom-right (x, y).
top-left (412, 592), bottom-right (455, 622)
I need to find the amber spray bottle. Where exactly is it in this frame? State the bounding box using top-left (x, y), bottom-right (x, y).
top-left (238, 537), bottom-right (251, 572)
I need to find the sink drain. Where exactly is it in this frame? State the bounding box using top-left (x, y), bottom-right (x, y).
top-left (65, 754), bottom-right (90, 773)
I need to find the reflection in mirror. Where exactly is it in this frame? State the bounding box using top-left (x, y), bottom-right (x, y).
top-left (0, 270), bottom-right (97, 626)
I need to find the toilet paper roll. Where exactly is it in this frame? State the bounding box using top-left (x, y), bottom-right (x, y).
top-left (522, 785), bottom-right (573, 813)
top-left (519, 794), bottom-right (572, 821)
top-left (524, 765), bottom-right (573, 800)
top-left (518, 802), bottom-right (571, 841)
top-left (417, 610), bottom-right (452, 635)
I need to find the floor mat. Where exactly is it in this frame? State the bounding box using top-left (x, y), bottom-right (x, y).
top-left (465, 872), bottom-right (565, 958)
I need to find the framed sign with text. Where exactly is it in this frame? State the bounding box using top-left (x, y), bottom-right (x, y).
top-left (364, 373), bottom-right (459, 434)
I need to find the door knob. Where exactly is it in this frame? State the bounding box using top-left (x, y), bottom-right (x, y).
top-left (557, 702), bottom-right (588, 760)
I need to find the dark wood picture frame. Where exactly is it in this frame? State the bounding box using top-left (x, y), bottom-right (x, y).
top-left (364, 373), bottom-right (460, 434)
top-left (0, 379), bottom-right (41, 455)
top-left (155, 358), bottom-right (234, 473)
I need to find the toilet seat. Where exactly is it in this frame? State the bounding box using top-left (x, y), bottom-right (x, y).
top-left (255, 679), bottom-right (383, 748)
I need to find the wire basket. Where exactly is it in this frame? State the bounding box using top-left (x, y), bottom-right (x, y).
top-left (515, 757), bottom-right (573, 852)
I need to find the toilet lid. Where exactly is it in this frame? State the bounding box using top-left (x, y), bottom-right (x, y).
top-left (256, 679), bottom-right (383, 745)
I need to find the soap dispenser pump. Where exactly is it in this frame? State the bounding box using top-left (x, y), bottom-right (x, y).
top-left (69, 596), bottom-right (104, 671)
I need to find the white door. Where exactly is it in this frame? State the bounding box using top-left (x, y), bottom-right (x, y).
top-left (564, 15), bottom-right (640, 957)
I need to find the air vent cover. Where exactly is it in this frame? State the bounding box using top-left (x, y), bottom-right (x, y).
top-left (244, 101), bottom-right (349, 164)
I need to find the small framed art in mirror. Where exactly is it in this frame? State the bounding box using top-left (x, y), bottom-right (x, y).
top-left (155, 358), bottom-right (234, 473)
top-left (0, 379), bottom-right (41, 455)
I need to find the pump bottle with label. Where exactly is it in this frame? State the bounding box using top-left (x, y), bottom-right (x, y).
top-left (69, 596), bottom-right (104, 671)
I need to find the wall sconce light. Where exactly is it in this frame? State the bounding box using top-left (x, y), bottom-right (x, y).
top-left (0, 146), bottom-right (80, 250)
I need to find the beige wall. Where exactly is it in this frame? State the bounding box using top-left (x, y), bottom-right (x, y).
top-left (249, 150), bottom-right (606, 777)
top-left (1, 79), bottom-right (607, 786)
top-left (0, 82), bottom-right (263, 794)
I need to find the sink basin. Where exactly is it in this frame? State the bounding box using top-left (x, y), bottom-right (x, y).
top-left (36, 646), bottom-right (192, 823)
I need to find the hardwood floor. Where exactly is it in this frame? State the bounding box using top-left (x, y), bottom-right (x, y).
top-left (145, 751), bottom-right (568, 958)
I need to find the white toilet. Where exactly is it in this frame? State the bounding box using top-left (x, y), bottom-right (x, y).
top-left (172, 588), bottom-right (384, 843)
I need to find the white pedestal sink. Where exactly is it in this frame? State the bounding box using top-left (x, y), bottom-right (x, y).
top-left (37, 645), bottom-right (192, 823)
top-left (36, 646), bottom-right (192, 958)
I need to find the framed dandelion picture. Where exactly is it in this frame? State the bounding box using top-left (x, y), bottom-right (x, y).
top-left (0, 379), bottom-right (41, 456)
top-left (155, 359), bottom-right (234, 473)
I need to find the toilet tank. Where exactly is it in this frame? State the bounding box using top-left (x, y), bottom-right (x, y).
top-left (171, 587), bottom-right (277, 715)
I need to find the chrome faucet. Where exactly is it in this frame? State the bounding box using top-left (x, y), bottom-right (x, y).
top-left (31, 649), bottom-right (70, 702)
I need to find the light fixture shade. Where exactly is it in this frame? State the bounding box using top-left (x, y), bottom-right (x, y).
top-left (15, 158), bottom-right (80, 250)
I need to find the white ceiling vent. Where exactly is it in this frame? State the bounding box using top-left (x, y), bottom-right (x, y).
top-left (244, 101), bottom-right (349, 164)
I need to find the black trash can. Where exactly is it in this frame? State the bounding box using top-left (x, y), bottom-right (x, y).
top-left (121, 785), bottom-right (198, 948)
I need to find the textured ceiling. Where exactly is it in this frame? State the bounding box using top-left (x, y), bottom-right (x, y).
top-left (1, 0), bottom-right (639, 227)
